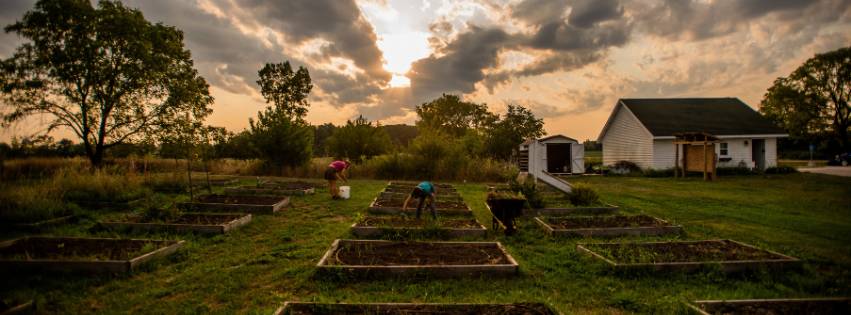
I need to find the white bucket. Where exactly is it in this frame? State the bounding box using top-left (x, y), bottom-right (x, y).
top-left (339, 186), bottom-right (351, 199)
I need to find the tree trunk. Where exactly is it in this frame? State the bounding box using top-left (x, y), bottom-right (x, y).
top-left (89, 145), bottom-right (105, 168)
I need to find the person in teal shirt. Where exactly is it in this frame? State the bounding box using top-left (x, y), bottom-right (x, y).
top-left (403, 181), bottom-right (437, 219)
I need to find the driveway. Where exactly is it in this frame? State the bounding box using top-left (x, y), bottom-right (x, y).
top-left (798, 166), bottom-right (851, 177)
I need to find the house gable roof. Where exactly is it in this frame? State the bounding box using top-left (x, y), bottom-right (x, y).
top-left (613, 98), bottom-right (786, 137)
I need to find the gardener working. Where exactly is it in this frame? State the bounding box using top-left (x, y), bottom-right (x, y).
top-left (402, 181), bottom-right (437, 219)
top-left (325, 160), bottom-right (350, 199)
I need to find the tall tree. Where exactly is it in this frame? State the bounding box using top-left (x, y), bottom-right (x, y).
top-left (0, 0), bottom-right (213, 167)
top-left (249, 61), bottom-right (314, 170)
top-left (761, 46), bottom-right (851, 151)
top-left (256, 61), bottom-right (312, 120)
top-left (326, 115), bottom-right (391, 163)
top-left (415, 94), bottom-right (497, 137)
top-left (483, 104), bottom-right (545, 160)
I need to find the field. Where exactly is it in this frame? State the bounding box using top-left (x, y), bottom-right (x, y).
top-left (1, 173), bottom-right (850, 314)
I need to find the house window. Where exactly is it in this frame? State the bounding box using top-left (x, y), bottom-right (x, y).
top-left (720, 143), bottom-right (729, 156)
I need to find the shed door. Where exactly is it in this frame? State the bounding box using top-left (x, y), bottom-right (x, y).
top-left (571, 143), bottom-right (584, 174)
top-left (546, 143), bottom-right (572, 173)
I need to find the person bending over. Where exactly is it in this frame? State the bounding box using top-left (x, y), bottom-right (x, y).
top-left (403, 181), bottom-right (437, 219)
top-left (325, 160), bottom-right (350, 199)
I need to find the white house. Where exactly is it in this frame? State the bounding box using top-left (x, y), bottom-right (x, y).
top-left (597, 98), bottom-right (788, 170)
top-left (519, 135), bottom-right (585, 175)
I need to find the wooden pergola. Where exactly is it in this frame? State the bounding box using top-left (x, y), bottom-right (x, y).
top-left (673, 132), bottom-right (720, 181)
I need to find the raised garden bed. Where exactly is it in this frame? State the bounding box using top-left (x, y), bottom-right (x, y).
top-left (388, 181), bottom-right (456, 188)
top-left (368, 198), bottom-right (472, 215)
top-left (378, 191), bottom-right (464, 201)
top-left (100, 213), bottom-right (252, 234)
top-left (67, 198), bottom-right (143, 210)
top-left (224, 184), bottom-right (315, 196)
top-left (577, 239), bottom-right (800, 273)
top-left (274, 302), bottom-right (559, 315)
top-left (178, 194), bottom-right (289, 214)
top-left (316, 239), bottom-right (518, 278)
top-left (351, 216), bottom-right (486, 238)
top-left (0, 237), bottom-right (184, 274)
top-left (7, 215), bottom-right (78, 232)
top-left (687, 297), bottom-right (851, 315)
top-left (535, 215), bottom-right (682, 237)
top-left (0, 300), bottom-right (33, 315)
top-left (523, 204), bottom-right (619, 216)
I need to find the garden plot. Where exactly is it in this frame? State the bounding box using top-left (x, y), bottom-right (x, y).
top-left (535, 215), bottom-right (682, 237)
top-left (687, 297), bottom-right (850, 315)
top-left (178, 194), bottom-right (289, 214)
top-left (0, 237), bottom-right (184, 274)
top-left (378, 191), bottom-right (464, 201)
top-left (382, 187), bottom-right (462, 196)
top-left (351, 215), bottom-right (486, 238)
top-left (6, 214), bottom-right (78, 232)
top-left (368, 197), bottom-right (472, 215)
top-left (577, 239), bottom-right (799, 273)
top-left (526, 205), bottom-right (619, 217)
top-left (388, 181), bottom-right (456, 189)
top-left (224, 181), bottom-right (315, 196)
top-left (100, 213), bottom-right (252, 235)
top-left (385, 184), bottom-right (457, 192)
top-left (275, 302), bottom-right (559, 315)
top-left (316, 239), bottom-right (518, 278)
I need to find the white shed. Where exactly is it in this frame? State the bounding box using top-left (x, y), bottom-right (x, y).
top-left (597, 98), bottom-right (788, 170)
top-left (519, 135), bottom-right (585, 175)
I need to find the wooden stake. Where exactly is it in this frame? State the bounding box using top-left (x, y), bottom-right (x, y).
top-left (674, 143), bottom-right (679, 178)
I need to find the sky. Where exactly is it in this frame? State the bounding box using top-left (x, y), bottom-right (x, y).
top-left (1, 0), bottom-right (850, 142)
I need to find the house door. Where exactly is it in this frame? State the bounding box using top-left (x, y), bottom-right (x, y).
top-left (752, 139), bottom-right (766, 170)
top-left (546, 143), bottom-right (571, 173)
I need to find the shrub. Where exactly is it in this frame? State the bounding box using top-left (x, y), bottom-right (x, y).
top-left (567, 183), bottom-right (600, 206)
top-left (765, 166), bottom-right (799, 174)
top-left (610, 160), bottom-right (641, 174)
top-left (509, 178), bottom-right (545, 208)
top-left (643, 168), bottom-right (674, 177)
top-left (716, 167), bottom-right (757, 176)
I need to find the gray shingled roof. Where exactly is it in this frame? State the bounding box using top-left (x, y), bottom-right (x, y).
top-left (620, 98), bottom-right (786, 137)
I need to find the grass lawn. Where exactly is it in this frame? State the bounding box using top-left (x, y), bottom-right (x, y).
top-left (1, 173), bottom-right (850, 314)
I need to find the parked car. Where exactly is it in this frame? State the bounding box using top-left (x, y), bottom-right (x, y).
top-left (827, 153), bottom-right (851, 166)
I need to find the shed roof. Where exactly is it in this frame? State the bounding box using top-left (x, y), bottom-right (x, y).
top-left (538, 134), bottom-right (578, 143)
top-left (614, 98), bottom-right (786, 137)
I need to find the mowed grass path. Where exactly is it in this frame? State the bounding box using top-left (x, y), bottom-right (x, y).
top-left (1, 174), bottom-right (850, 314)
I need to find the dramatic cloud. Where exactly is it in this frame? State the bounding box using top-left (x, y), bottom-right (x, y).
top-left (1, 0), bottom-right (849, 141)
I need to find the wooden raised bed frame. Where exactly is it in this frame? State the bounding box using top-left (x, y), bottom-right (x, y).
top-left (223, 186), bottom-right (315, 196)
top-left (534, 215), bottom-right (682, 237)
top-left (687, 297), bottom-right (851, 315)
top-left (274, 302), bottom-right (561, 315)
top-left (178, 195), bottom-right (289, 214)
top-left (0, 237), bottom-right (184, 274)
top-left (349, 218), bottom-right (487, 238)
top-left (522, 204), bottom-right (619, 216)
top-left (316, 239), bottom-right (518, 278)
top-left (99, 213), bottom-right (252, 235)
top-left (577, 239), bottom-right (800, 273)
top-left (368, 197), bottom-right (472, 216)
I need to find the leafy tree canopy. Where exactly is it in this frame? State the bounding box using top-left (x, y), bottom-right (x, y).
top-left (483, 104), bottom-right (546, 160)
top-left (761, 46), bottom-right (850, 151)
top-left (256, 61), bottom-right (312, 120)
top-left (249, 60), bottom-right (314, 169)
top-left (0, 0), bottom-right (213, 166)
top-left (326, 115), bottom-right (391, 163)
top-left (415, 94), bottom-right (497, 137)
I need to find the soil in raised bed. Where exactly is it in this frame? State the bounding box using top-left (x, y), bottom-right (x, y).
top-left (584, 240), bottom-right (784, 264)
top-left (260, 181), bottom-right (315, 190)
top-left (546, 215), bottom-right (667, 229)
top-left (194, 194), bottom-right (284, 205)
top-left (119, 213), bottom-right (244, 225)
top-left (698, 299), bottom-right (851, 315)
top-left (0, 238), bottom-right (170, 261)
top-left (358, 216), bottom-right (481, 229)
top-left (373, 198), bottom-right (468, 210)
top-left (328, 242), bottom-right (510, 265)
top-left (283, 302), bottom-right (557, 315)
